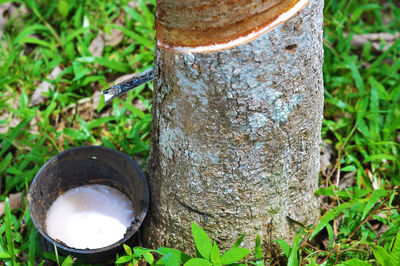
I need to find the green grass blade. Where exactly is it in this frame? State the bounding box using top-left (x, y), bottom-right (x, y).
top-left (361, 189), bottom-right (390, 220)
top-left (288, 230), bottom-right (303, 266)
top-left (4, 198), bottom-right (16, 265)
top-left (369, 37), bottom-right (400, 72)
top-left (310, 201), bottom-right (356, 240)
top-left (232, 233), bottom-right (246, 248)
top-left (255, 234), bottom-right (263, 259)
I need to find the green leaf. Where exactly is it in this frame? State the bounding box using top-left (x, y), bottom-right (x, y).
top-left (305, 257), bottom-right (321, 266)
top-left (159, 252), bottom-right (181, 266)
top-left (340, 258), bottom-right (372, 266)
top-left (232, 233), bottom-right (246, 248)
top-left (315, 187), bottom-right (335, 196)
top-left (326, 223), bottom-right (334, 249)
top-left (63, 128), bottom-right (87, 140)
top-left (373, 246), bottom-right (394, 266)
top-left (157, 247), bottom-right (192, 263)
top-left (123, 244), bottom-right (132, 256)
top-left (184, 258), bottom-right (212, 266)
top-left (58, 0), bottom-right (70, 18)
top-left (341, 165), bottom-right (357, 172)
top-left (191, 222), bottom-right (212, 260)
top-left (361, 189), bottom-right (390, 220)
top-left (220, 248), bottom-right (251, 265)
top-left (115, 255), bottom-right (132, 264)
top-left (133, 247), bottom-right (157, 256)
top-left (143, 252), bottom-right (154, 265)
top-left (61, 255), bottom-right (75, 266)
top-left (0, 252), bottom-right (11, 259)
top-left (390, 231), bottom-right (400, 262)
top-left (275, 239), bottom-right (290, 257)
top-left (210, 241), bottom-right (221, 263)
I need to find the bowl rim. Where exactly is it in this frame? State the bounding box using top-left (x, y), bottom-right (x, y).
top-left (28, 145), bottom-right (150, 254)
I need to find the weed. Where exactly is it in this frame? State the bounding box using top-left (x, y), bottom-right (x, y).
top-left (116, 222), bottom-right (255, 266)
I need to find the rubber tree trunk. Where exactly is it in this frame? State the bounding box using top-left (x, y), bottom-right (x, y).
top-left (143, 0), bottom-right (324, 252)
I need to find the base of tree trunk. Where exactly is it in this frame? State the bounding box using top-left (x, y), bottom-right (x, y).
top-left (142, 0), bottom-right (323, 253)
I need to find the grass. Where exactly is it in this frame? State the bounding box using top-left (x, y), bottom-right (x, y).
top-left (0, 0), bottom-right (399, 265)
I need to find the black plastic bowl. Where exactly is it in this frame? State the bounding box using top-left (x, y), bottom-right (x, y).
top-left (28, 146), bottom-right (149, 264)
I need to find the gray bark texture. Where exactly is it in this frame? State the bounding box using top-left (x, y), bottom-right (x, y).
top-left (143, 0), bottom-right (324, 253)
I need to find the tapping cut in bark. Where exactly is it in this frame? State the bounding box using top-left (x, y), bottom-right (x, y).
top-left (156, 0), bottom-right (311, 52)
top-left (101, 0), bottom-right (311, 101)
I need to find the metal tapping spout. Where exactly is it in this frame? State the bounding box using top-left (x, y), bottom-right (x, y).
top-left (102, 67), bottom-right (154, 103)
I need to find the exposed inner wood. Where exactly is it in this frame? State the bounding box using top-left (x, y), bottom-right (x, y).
top-left (156, 0), bottom-right (306, 50)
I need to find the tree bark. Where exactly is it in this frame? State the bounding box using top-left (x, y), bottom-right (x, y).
top-left (143, 0), bottom-right (324, 252)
